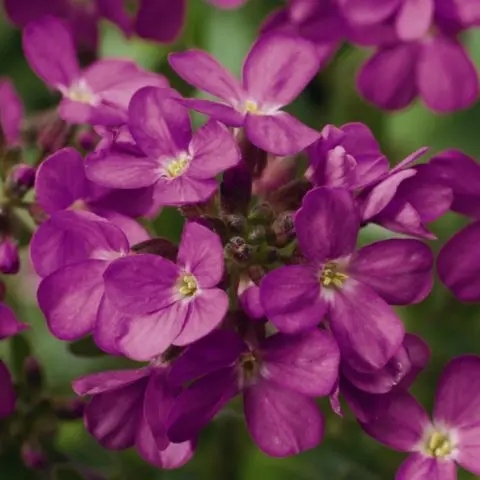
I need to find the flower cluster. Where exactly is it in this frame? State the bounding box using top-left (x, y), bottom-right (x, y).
top-left (0, 1), bottom-right (477, 478)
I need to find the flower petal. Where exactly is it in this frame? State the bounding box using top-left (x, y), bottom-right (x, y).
top-left (179, 99), bottom-right (245, 127)
top-left (177, 221), bottom-right (224, 288)
top-left (395, 0), bottom-right (434, 41)
top-left (128, 87), bottom-right (192, 158)
top-left (396, 453), bottom-right (456, 480)
top-left (0, 78), bottom-right (23, 146)
top-left (357, 44), bottom-right (419, 110)
top-left (168, 50), bottom-right (245, 105)
top-left (261, 330), bottom-right (340, 397)
top-left (103, 254), bottom-right (179, 315)
top-left (437, 222), bottom-right (480, 302)
top-left (152, 176), bottom-right (217, 206)
top-left (245, 112), bottom-right (319, 156)
top-left (260, 265), bottom-right (327, 333)
top-left (0, 304), bottom-right (27, 340)
top-left (242, 34), bottom-right (319, 108)
top-left (188, 121), bottom-right (240, 179)
top-left (173, 289), bottom-right (229, 346)
top-left (35, 147), bottom-right (88, 213)
top-left (244, 380), bottom-right (324, 457)
top-left (37, 260), bottom-right (107, 340)
top-left (23, 16), bottom-right (80, 89)
top-left (418, 35), bottom-right (478, 113)
top-left (295, 187), bottom-right (360, 262)
top-left (361, 392), bottom-right (429, 451)
top-left (337, 0), bottom-right (400, 26)
top-left (0, 361), bottom-right (15, 418)
top-left (328, 280), bottom-right (405, 372)
top-left (349, 239), bottom-right (433, 305)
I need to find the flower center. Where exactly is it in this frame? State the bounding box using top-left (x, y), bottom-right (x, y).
top-left (166, 154), bottom-right (190, 178)
top-left (425, 431), bottom-right (454, 458)
top-left (244, 100), bottom-right (259, 114)
top-left (66, 80), bottom-right (97, 105)
top-left (239, 351), bottom-right (260, 383)
top-left (178, 273), bottom-right (198, 298)
top-left (320, 262), bottom-right (348, 288)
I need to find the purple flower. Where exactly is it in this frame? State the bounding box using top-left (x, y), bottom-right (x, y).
top-left (167, 328), bottom-right (340, 457)
top-left (0, 304), bottom-right (28, 418)
top-left (103, 221), bottom-right (229, 360)
top-left (22, 16), bottom-right (168, 126)
top-left (73, 365), bottom-right (194, 469)
top-left (360, 148), bottom-right (453, 239)
top-left (306, 122), bottom-right (388, 189)
top-left (35, 147), bottom-right (150, 245)
top-left (0, 237), bottom-right (20, 275)
top-left (30, 210), bottom-right (130, 342)
top-left (85, 87), bottom-right (240, 206)
top-left (0, 78), bottom-right (23, 146)
top-left (362, 355), bottom-right (480, 479)
top-left (168, 34), bottom-right (320, 155)
top-left (356, 1), bottom-right (479, 112)
top-left (260, 187), bottom-right (433, 371)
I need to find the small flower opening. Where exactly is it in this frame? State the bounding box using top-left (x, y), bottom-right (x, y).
top-left (239, 351), bottom-right (260, 382)
top-left (244, 100), bottom-right (259, 114)
top-left (166, 154), bottom-right (190, 178)
top-left (178, 273), bottom-right (198, 298)
top-left (65, 80), bottom-right (97, 105)
top-left (425, 431), bottom-right (454, 458)
top-left (320, 262), bottom-right (348, 288)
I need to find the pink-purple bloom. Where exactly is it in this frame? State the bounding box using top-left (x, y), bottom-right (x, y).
top-left (362, 355), bottom-right (480, 479)
top-left (260, 187), bottom-right (433, 371)
top-left (85, 87), bottom-right (240, 206)
top-left (22, 16), bottom-right (168, 126)
top-left (167, 328), bottom-right (340, 457)
top-left (0, 78), bottom-right (23, 147)
top-left (103, 221), bottom-right (229, 360)
top-left (168, 33), bottom-right (321, 155)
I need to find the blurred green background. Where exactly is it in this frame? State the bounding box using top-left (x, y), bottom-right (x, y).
top-left (0, 1), bottom-right (479, 478)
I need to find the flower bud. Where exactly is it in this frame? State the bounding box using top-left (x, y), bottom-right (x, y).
top-left (21, 441), bottom-right (47, 470)
top-left (6, 163), bottom-right (36, 198)
top-left (52, 397), bottom-right (85, 420)
top-left (0, 237), bottom-right (19, 274)
top-left (272, 211), bottom-right (296, 247)
top-left (77, 129), bottom-right (100, 151)
top-left (225, 236), bottom-right (253, 264)
top-left (24, 356), bottom-right (43, 391)
top-left (252, 155), bottom-right (297, 196)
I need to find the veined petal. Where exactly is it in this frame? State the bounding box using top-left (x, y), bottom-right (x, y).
top-left (244, 381), bottom-right (324, 457)
top-left (177, 221), bottom-right (224, 288)
top-left (395, 0), bottom-right (434, 41)
top-left (396, 454), bottom-right (456, 480)
top-left (128, 87), bottom-right (192, 158)
top-left (337, 0), bottom-right (400, 26)
top-left (37, 260), bottom-right (107, 340)
top-left (179, 98), bottom-right (245, 127)
top-left (23, 16), bottom-right (80, 89)
top-left (328, 280), bottom-right (405, 372)
top-left (168, 50), bottom-right (245, 105)
top-left (93, 295), bottom-right (127, 356)
top-left (152, 176), bottom-right (217, 206)
top-left (260, 265), bottom-right (328, 333)
top-left (242, 34), bottom-right (319, 108)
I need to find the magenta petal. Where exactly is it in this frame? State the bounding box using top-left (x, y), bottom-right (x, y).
top-left (93, 295), bottom-right (126, 355)
top-left (0, 79), bottom-right (23, 146)
top-left (178, 222), bottom-right (224, 288)
top-left (179, 99), bottom-right (245, 127)
top-left (349, 239), bottom-right (433, 305)
top-left (361, 392), bottom-right (429, 451)
top-left (418, 36), bottom-right (478, 113)
top-left (245, 112), bottom-right (319, 156)
top-left (173, 289), bottom-right (229, 346)
top-left (396, 454), bottom-right (456, 480)
top-left (35, 147), bottom-right (87, 213)
top-left (37, 260), bottom-right (107, 340)
top-left (188, 121), bottom-right (240, 179)
top-left (119, 302), bottom-right (188, 361)
top-left (295, 187), bottom-right (359, 262)
top-left (337, 0), bottom-right (400, 26)
top-left (261, 330), bottom-right (340, 397)
top-left (243, 34), bottom-right (319, 108)
top-left (357, 44), bottom-right (419, 110)
top-left (128, 87), bottom-right (192, 158)
top-left (260, 265), bottom-right (327, 333)
top-left (103, 254), bottom-right (179, 315)
top-left (152, 176), bottom-right (217, 206)
top-left (329, 281), bottom-right (405, 372)
top-left (437, 222), bottom-right (480, 301)
top-left (0, 304), bottom-right (27, 340)
top-left (23, 16), bottom-right (80, 89)
top-left (399, 333), bottom-right (431, 390)
top-left (170, 329), bottom-right (247, 385)
top-left (244, 381), bottom-right (324, 457)
top-left (84, 378), bottom-right (148, 450)
top-left (73, 368), bottom-right (149, 396)
top-left (4, 0), bottom-right (64, 27)
top-left (85, 148), bottom-right (159, 189)
top-left (395, 0), bottom-right (434, 41)
top-left (0, 361), bottom-right (15, 418)
top-left (168, 50), bottom-right (245, 105)
top-left (168, 368), bottom-right (239, 443)
top-left (135, 0), bottom-right (186, 43)
top-left (96, 0), bottom-right (133, 36)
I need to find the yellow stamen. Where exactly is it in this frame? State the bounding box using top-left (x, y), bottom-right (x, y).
top-left (166, 156), bottom-right (189, 178)
top-left (320, 262), bottom-right (348, 288)
top-left (426, 431), bottom-right (454, 458)
top-left (244, 100), bottom-right (259, 114)
top-left (178, 274), bottom-right (198, 297)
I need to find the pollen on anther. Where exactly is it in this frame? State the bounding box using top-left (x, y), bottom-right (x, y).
top-left (425, 431), bottom-right (454, 458)
top-left (320, 262), bottom-right (348, 288)
top-left (178, 273), bottom-right (198, 297)
top-left (166, 155), bottom-right (190, 178)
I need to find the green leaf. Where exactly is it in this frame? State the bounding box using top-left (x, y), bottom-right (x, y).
top-left (52, 465), bottom-right (85, 480)
top-left (68, 337), bottom-right (106, 358)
